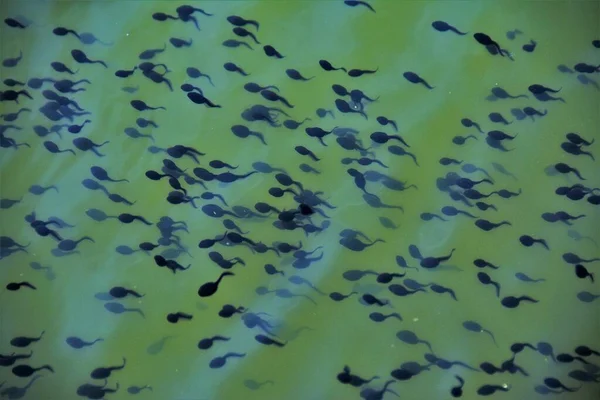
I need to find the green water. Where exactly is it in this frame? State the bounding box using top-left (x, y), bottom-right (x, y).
top-left (1, 0), bottom-right (599, 399)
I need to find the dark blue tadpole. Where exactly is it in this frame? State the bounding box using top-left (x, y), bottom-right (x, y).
top-left (432, 20), bottom-right (467, 35)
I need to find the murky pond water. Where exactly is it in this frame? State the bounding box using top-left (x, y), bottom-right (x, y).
top-left (1, 1), bottom-right (599, 399)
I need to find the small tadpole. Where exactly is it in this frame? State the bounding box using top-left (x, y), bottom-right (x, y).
top-left (451, 375), bottom-right (465, 397)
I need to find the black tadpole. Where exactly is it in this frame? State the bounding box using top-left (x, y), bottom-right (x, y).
top-left (198, 272), bottom-right (234, 297)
